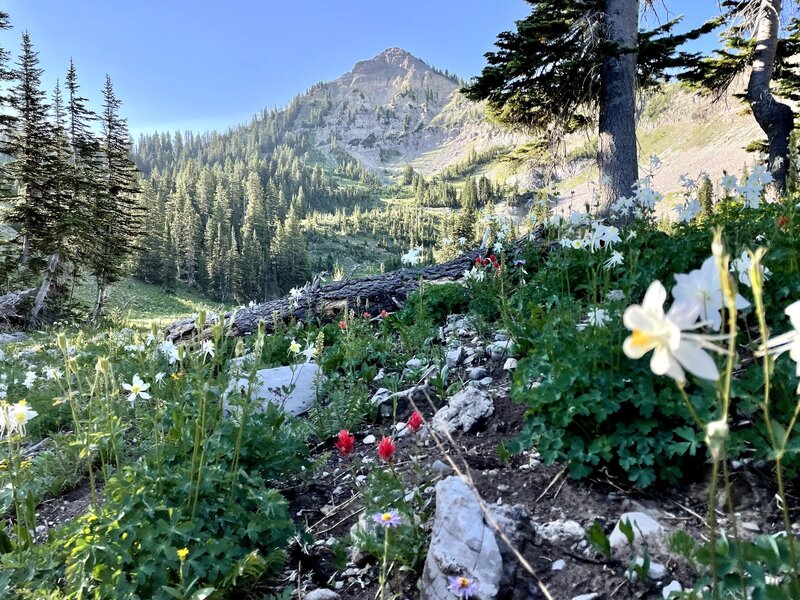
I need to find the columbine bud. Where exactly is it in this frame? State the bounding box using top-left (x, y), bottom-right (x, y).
top-left (95, 357), bottom-right (110, 375)
top-left (711, 227), bottom-right (724, 259)
top-left (705, 419), bottom-right (729, 461)
top-left (56, 333), bottom-right (68, 352)
top-left (197, 310), bottom-right (207, 331)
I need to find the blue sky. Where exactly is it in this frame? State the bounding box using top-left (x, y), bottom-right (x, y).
top-left (1, 1), bottom-right (721, 136)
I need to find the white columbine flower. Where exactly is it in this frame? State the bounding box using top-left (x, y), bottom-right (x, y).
top-left (199, 339), bottom-right (215, 361)
top-left (672, 256), bottom-right (750, 331)
top-left (587, 308), bottom-right (611, 328)
top-left (154, 372), bottom-right (166, 387)
top-left (23, 371), bottom-right (37, 390)
top-left (45, 367), bottom-right (63, 381)
top-left (458, 237), bottom-right (467, 247)
top-left (8, 400), bottom-right (38, 436)
top-left (492, 241), bottom-right (503, 253)
top-left (759, 301), bottom-right (800, 389)
top-left (570, 239), bottom-right (584, 250)
top-left (731, 251), bottom-right (771, 288)
top-left (122, 374), bottom-right (151, 405)
top-left (720, 174), bottom-right (738, 191)
top-left (401, 247), bottom-right (423, 266)
top-left (675, 198), bottom-right (701, 223)
top-left (623, 281), bottom-right (720, 382)
top-left (462, 267), bottom-right (485, 283)
top-left (289, 340), bottom-right (301, 354)
top-left (301, 344), bottom-right (316, 363)
top-left (607, 289), bottom-right (626, 302)
top-left (289, 287), bottom-right (302, 309)
top-left (604, 250), bottom-right (625, 269)
top-left (158, 341), bottom-right (180, 365)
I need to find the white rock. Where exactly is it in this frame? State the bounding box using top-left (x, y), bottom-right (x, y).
top-left (551, 559), bottom-right (566, 571)
top-left (535, 520), bottom-right (586, 544)
top-left (662, 580), bottom-right (683, 598)
top-left (468, 366), bottom-right (488, 380)
top-left (609, 512), bottom-right (665, 548)
top-left (225, 362), bottom-right (325, 416)
top-left (486, 340), bottom-right (515, 361)
top-left (406, 357), bottom-right (423, 369)
top-left (395, 422), bottom-right (407, 432)
top-left (446, 346), bottom-right (465, 368)
top-left (362, 434), bottom-right (376, 445)
top-left (431, 387), bottom-right (494, 434)
top-left (305, 589), bottom-right (341, 600)
top-left (571, 594), bottom-right (600, 600)
top-left (431, 459), bottom-right (451, 475)
top-left (503, 358), bottom-right (518, 371)
top-left (420, 477), bottom-right (503, 599)
top-left (370, 387), bottom-right (393, 408)
top-left (630, 557), bottom-right (668, 580)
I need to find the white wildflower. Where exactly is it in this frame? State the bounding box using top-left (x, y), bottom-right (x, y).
top-left (672, 256), bottom-right (750, 331)
top-left (607, 289), bottom-right (626, 302)
top-left (623, 280), bottom-right (720, 382)
top-left (199, 339), bottom-right (215, 361)
top-left (122, 374), bottom-right (151, 405)
top-left (401, 247), bottom-right (423, 266)
top-left (731, 251), bottom-right (771, 288)
top-left (604, 250), bottom-right (625, 269)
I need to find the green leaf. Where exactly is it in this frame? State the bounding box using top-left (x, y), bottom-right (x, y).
top-left (619, 518), bottom-right (635, 546)
top-left (587, 521), bottom-right (611, 559)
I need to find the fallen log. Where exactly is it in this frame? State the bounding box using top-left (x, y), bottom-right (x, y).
top-left (165, 228), bottom-right (545, 343)
top-left (0, 288), bottom-right (37, 323)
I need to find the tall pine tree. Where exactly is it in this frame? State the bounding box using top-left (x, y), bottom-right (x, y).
top-left (88, 76), bottom-right (142, 321)
top-left (463, 1), bottom-right (714, 216)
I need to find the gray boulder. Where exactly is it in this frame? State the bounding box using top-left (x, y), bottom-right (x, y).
top-left (305, 590), bottom-right (341, 600)
top-left (486, 340), bottom-right (515, 361)
top-left (609, 511), bottom-right (665, 549)
top-left (421, 477), bottom-right (504, 600)
top-left (226, 362), bottom-right (325, 416)
top-left (431, 387), bottom-right (493, 434)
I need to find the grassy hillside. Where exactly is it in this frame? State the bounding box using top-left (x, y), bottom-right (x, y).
top-left (72, 277), bottom-right (226, 326)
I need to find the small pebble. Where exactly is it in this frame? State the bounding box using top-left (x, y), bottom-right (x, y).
top-left (362, 434), bottom-right (376, 444)
top-left (551, 559), bottom-right (566, 571)
top-left (662, 580), bottom-right (682, 598)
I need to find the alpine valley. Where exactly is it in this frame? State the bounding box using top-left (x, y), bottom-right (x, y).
top-left (132, 47), bottom-right (763, 304)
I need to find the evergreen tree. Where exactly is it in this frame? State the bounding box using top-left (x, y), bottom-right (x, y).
top-left (463, 1), bottom-right (713, 216)
top-left (64, 60), bottom-right (102, 275)
top-left (135, 180), bottom-right (167, 284)
top-left (698, 175), bottom-right (714, 217)
top-left (88, 76), bottom-right (142, 321)
top-left (3, 33), bottom-right (61, 269)
top-left (681, 2), bottom-right (797, 196)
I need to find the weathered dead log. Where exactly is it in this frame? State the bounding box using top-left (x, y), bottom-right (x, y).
top-left (165, 228), bottom-right (545, 343)
top-left (0, 288), bottom-right (37, 323)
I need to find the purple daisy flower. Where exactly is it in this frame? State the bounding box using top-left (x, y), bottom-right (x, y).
top-left (513, 259), bottom-right (526, 266)
top-left (447, 575), bottom-right (479, 598)
top-left (372, 509), bottom-right (402, 528)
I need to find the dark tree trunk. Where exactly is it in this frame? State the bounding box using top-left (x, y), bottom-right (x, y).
top-left (598, 0), bottom-right (639, 218)
top-left (29, 252), bottom-right (58, 324)
top-left (747, 0), bottom-right (794, 197)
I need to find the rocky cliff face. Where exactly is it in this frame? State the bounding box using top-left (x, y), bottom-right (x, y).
top-left (284, 48), bottom-right (763, 196)
top-left (291, 47), bottom-right (524, 178)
